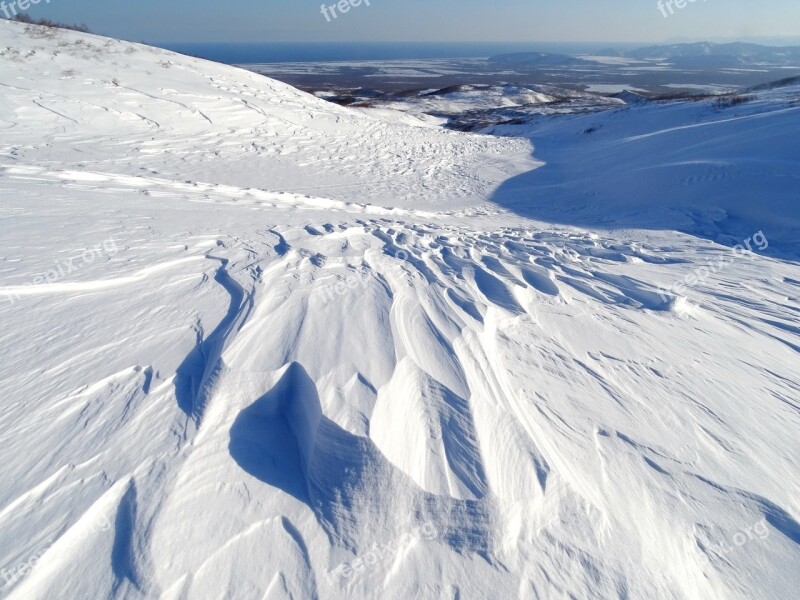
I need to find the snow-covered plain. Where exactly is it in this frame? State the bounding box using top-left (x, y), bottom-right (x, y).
top-left (1, 20), bottom-right (799, 600)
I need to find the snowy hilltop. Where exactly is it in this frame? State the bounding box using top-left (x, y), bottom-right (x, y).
top-left (0, 19), bottom-right (799, 600)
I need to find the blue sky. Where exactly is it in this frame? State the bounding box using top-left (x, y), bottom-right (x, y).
top-left (11, 0), bottom-right (800, 44)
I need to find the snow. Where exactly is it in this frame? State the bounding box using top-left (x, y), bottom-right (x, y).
top-left (584, 84), bottom-right (649, 93)
top-left (380, 85), bottom-right (560, 118)
top-left (1, 20), bottom-right (799, 600)
top-left (662, 83), bottom-right (735, 92)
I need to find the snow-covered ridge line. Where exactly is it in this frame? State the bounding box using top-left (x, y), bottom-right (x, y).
top-left (0, 19), bottom-right (534, 211)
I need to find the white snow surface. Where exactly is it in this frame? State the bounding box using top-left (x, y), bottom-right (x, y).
top-left (380, 85), bottom-right (562, 117)
top-left (1, 21), bottom-right (799, 600)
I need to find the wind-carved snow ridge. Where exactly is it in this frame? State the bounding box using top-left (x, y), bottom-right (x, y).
top-left (1, 19), bottom-right (799, 600)
top-left (175, 254), bottom-right (253, 422)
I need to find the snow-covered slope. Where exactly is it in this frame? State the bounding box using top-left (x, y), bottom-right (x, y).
top-left (0, 22), bottom-right (529, 210)
top-left (1, 20), bottom-right (799, 600)
top-left (488, 91), bottom-right (800, 259)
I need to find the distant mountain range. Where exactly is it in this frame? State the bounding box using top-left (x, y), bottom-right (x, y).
top-left (489, 43), bottom-right (800, 69)
top-left (597, 42), bottom-right (800, 66)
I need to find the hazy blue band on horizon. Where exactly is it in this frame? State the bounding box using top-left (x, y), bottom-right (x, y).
top-left (156, 42), bottom-right (645, 64)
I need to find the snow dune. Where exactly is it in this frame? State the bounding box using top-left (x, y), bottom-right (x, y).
top-left (0, 20), bottom-right (799, 600)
